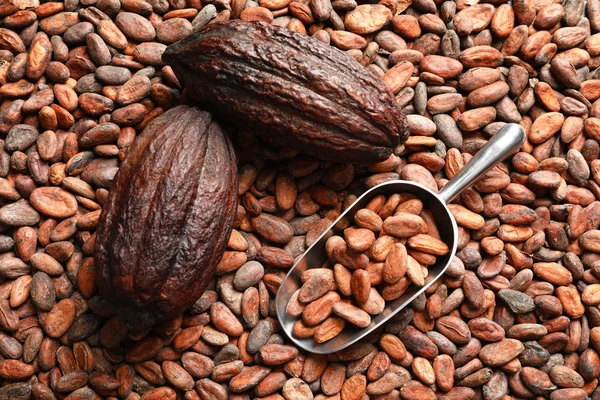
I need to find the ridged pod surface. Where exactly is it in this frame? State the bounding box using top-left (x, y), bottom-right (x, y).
top-left (163, 20), bottom-right (408, 163)
top-left (95, 105), bottom-right (238, 329)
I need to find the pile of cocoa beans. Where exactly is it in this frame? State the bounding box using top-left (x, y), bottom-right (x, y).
top-left (286, 195), bottom-right (451, 345)
top-left (2, 0), bottom-right (600, 398)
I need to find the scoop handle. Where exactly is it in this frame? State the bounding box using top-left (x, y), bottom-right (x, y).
top-left (438, 123), bottom-right (526, 204)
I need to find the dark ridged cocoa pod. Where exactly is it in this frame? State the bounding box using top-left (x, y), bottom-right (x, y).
top-left (163, 21), bottom-right (408, 163)
top-left (95, 105), bottom-right (238, 330)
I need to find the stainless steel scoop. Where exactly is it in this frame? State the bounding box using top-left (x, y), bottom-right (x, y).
top-left (275, 123), bottom-right (526, 355)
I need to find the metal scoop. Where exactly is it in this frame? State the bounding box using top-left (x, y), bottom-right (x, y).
top-left (275, 123), bottom-right (526, 354)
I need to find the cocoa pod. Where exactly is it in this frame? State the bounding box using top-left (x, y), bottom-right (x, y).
top-left (95, 106), bottom-right (238, 329)
top-left (163, 20), bottom-right (408, 163)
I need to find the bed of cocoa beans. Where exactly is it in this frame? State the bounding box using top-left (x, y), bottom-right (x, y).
top-left (2, 0), bottom-right (600, 399)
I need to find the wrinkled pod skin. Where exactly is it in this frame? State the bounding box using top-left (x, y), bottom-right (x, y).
top-left (95, 105), bottom-right (238, 330)
top-left (163, 20), bottom-right (408, 163)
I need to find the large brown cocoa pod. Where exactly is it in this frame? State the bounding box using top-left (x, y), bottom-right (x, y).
top-left (95, 105), bottom-right (238, 330)
top-left (163, 20), bottom-right (408, 163)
